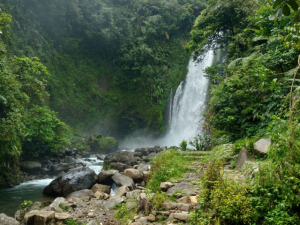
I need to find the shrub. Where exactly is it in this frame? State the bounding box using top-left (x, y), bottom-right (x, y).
top-left (22, 105), bottom-right (70, 158)
top-left (179, 139), bottom-right (187, 151)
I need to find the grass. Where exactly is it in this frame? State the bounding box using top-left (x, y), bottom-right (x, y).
top-left (146, 148), bottom-right (193, 191)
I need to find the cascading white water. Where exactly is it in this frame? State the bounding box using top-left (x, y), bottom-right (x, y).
top-left (158, 50), bottom-right (214, 146)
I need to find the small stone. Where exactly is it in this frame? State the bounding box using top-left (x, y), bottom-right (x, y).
top-left (147, 214), bottom-right (156, 222)
top-left (160, 182), bottom-right (173, 191)
top-left (55, 213), bottom-right (72, 220)
top-left (81, 196), bottom-right (90, 201)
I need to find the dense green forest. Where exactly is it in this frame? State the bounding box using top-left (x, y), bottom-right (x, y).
top-left (0, 0), bottom-right (206, 186)
top-left (186, 0), bottom-right (300, 224)
top-left (2, 0), bottom-right (300, 223)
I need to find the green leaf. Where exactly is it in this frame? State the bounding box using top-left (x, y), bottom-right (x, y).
top-left (287, 0), bottom-right (299, 11)
top-left (282, 4), bottom-right (291, 16)
top-left (273, 0), bottom-right (285, 9)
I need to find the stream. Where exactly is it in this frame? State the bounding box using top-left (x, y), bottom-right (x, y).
top-left (0, 156), bottom-right (104, 216)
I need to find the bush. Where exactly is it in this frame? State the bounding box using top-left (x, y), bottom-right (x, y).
top-left (179, 139), bottom-right (187, 151)
top-left (22, 105), bottom-right (70, 158)
top-left (86, 133), bottom-right (118, 154)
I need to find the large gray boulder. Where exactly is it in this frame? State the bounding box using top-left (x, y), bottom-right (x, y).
top-left (112, 173), bottom-right (135, 190)
top-left (20, 161), bottom-right (42, 174)
top-left (254, 138), bottom-right (271, 155)
top-left (236, 147), bottom-right (255, 169)
top-left (0, 213), bottom-right (19, 225)
top-left (98, 170), bottom-right (119, 185)
top-left (103, 151), bottom-right (137, 172)
top-left (43, 167), bottom-right (97, 197)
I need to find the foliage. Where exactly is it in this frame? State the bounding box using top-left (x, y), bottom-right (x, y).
top-left (179, 139), bottom-right (187, 151)
top-left (20, 200), bottom-right (33, 211)
top-left (187, 0), bottom-right (255, 59)
top-left (189, 134), bottom-right (212, 151)
top-left (194, 160), bottom-right (255, 224)
top-left (86, 133), bottom-right (118, 154)
top-left (114, 203), bottom-right (137, 225)
top-left (1, 0), bottom-right (207, 135)
top-left (0, 9), bottom-right (69, 187)
top-left (150, 191), bottom-right (167, 210)
top-left (147, 149), bottom-right (191, 191)
top-left (22, 105), bottom-right (69, 158)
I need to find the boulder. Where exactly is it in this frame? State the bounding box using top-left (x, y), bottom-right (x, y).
top-left (137, 193), bottom-right (152, 214)
top-left (124, 169), bottom-right (143, 181)
top-left (49, 163), bottom-right (72, 175)
top-left (20, 161), bottom-right (42, 174)
top-left (66, 189), bottom-right (93, 199)
top-left (103, 197), bottom-right (124, 210)
top-left (112, 173), bottom-right (135, 190)
top-left (23, 210), bottom-right (55, 225)
top-left (254, 138), bottom-right (271, 155)
top-left (236, 147), bottom-right (255, 169)
top-left (43, 167), bottom-right (97, 197)
top-left (98, 170), bottom-right (119, 185)
top-left (103, 151), bottom-right (137, 172)
top-left (91, 184), bottom-right (110, 194)
top-left (115, 185), bottom-right (129, 197)
top-left (166, 182), bottom-right (197, 196)
top-left (0, 213), bottom-right (19, 225)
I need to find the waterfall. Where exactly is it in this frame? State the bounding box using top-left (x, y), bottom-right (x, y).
top-left (120, 50), bottom-right (215, 149)
top-left (158, 50), bottom-right (214, 146)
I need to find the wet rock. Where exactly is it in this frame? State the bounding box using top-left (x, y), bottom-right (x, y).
top-left (0, 213), bottom-right (19, 225)
top-left (124, 169), bottom-right (143, 181)
top-left (49, 163), bottom-right (72, 175)
top-left (91, 184), bottom-right (110, 194)
top-left (23, 210), bottom-right (55, 225)
top-left (103, 151), bottom-right (137, 172)
top-left (236, 147), bottom-right (255, 169)
top-left (20, 161), bottom-right (42, 174)
top-left (43, 167), bottom-right (97, 197)
top-left (254, 138), bottom-right (271, 155)
top-left (112, 173), bottom-right (135, 190)
top-left (98, 170), bottom-right (119, 185)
